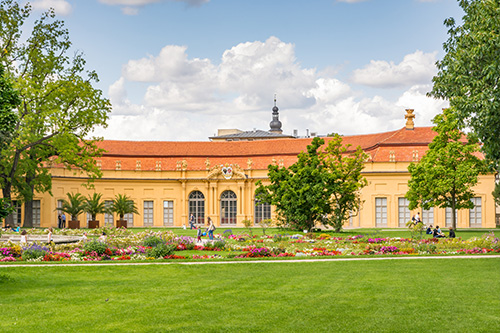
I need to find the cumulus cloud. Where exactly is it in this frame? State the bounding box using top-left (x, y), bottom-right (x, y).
top-left (97, 38), bottom-right (444, 141)
top-left (351, 50), bottom-right (438, 88)
top-left (31, 0), bottom-right (72, 15)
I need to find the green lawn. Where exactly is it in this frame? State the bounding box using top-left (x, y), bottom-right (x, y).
top-left (1, 258), bottom-right (499, 332)
top-left (123, 227), bottom-right (496, 240)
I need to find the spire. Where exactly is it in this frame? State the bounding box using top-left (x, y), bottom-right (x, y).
top-left (269, 94), bottom-right (283, 134)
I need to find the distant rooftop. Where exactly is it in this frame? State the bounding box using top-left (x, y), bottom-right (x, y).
top-left (209, 129), bottom-right (294, 141)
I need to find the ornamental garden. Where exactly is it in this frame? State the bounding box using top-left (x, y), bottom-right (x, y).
top-left (1, 227), bottom-right (498, 263)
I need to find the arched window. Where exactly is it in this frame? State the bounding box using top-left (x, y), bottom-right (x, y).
top-left (220, 190), bottom-right (237, 225)
top-left (254, 197), bottom-right (271, 224)
top-left (189, 191), bottom-right (205, 225)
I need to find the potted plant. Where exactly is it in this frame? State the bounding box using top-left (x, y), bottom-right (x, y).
top-left (59, 192), bottom-right (86, 229)
top-left (110, 194), bottom-right (138, 228)
top-left (83, 193), bottom-right (106, 229)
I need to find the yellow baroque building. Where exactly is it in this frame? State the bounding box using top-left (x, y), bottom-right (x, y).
top-left (15, 110), bottom-right (498, 229)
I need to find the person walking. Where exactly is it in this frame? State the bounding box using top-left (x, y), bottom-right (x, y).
top-left (196, 226), bottom-right (202, 242)
top-left (189, 214), bottom-right (195, 229)
top-left (57, 213), bottom-right (62, 228)
top-left (207, 217), bottom-right (215, 240)
top-left (47, 227), bottom-right (53, 244)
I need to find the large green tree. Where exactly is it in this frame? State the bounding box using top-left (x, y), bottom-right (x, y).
top-left (322, 135), bottom-right (367, 232)
top-left (256, 136), bottom-right (367, 232)
top-left (406, 109), bottom-right (486, 229)
top-left (429, 0), bottom-right (500, 170)
top-left (0, 1), bottom-right (111, 227)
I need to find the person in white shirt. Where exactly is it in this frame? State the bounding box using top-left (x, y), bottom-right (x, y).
top-left (47, 227), bottom-right (53, 244)
top-left (20, 230), bottom-right (28, 244)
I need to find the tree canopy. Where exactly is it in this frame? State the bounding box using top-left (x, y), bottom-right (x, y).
top-left (429, 0), bottom-right (500, 170)
top-left (406, 109), bottom-right (486, 229)
top-left (256, 135), bottom-right (367, 232)
top-left (0, 0), bottom-right (111, 226)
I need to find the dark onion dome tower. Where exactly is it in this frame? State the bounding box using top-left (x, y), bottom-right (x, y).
top-left (269, 95), bottom-right (283, 134)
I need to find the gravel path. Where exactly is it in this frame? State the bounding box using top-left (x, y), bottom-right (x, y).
top-left (1, 254), bottom-right (499, 268)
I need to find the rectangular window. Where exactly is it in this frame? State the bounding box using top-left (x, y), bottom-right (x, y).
top-left (469, 197), bottom-right (482, 227)
top-left (143, 201), bottom-right (154, 227)
top-left (254, 200), bottom-right (271, 224)
top-left (12, 200), bottom-right (22, 227)
top-left (86, 213), bottom-right (91, 228)
top-left (163, 201), bottom-right (174, 226)
top-left (32, 200), bottom-right (41, 228)
top-left (398, 198), bottom-right (411, 227)
top-left (124, 212), bottom-right (134, 228)
top-left (104, 200), bottom-right (114, 227)
top-left (375, 197), bottom-right (387, 227)
top-left (445, 207), bottom-right (458, 228)
top-left (422, 207), bottom-right (434, 225)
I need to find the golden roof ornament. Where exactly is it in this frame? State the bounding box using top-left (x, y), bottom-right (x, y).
top-left (405, 109), bottom-right (415, 130)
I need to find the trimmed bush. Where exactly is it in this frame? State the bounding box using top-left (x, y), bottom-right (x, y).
top-left (143, 236), bottom-right (165, 248)
top-left (147, 243), bottom-right (176, 258)
top-left (83, 240), bottom-right (108, 255)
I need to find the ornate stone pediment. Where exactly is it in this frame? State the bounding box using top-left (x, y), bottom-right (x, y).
top-left (207, 163), bottom-right (247, 180)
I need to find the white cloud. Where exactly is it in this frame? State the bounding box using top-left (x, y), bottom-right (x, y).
top-left (99, 0), bottom-right (209, 15)
top-left (121, 6), bottom-right (140, 15)
top-left (96, 38), bottom-right (444, 141)
top-left (351, 50), bottom-right (438, 88)
top-left (31, 0), bottom-right (72, 15)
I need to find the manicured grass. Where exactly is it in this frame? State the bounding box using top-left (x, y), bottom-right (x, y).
top-left (1, 258), bottom-right (499, 332)
top-left (125, 227), bottom-right (496, 240)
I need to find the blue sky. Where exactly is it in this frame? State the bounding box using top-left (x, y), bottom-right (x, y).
top-left (28, 0), bottom-right (463, 141)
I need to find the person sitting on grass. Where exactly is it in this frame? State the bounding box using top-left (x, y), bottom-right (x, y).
top-left (433, 225), bottom-right (446, 238)
top-left (448, 227), bottom-right (456, 239)
top-left (426, 225), bottom-right (433, 235)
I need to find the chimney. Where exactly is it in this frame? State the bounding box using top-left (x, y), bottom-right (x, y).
top-left (293, 129), bottom-right (298, 137)
top-left (405, 109), bottom-right (415, 130)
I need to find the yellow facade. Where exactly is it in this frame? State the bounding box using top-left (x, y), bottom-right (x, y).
top-left (25, 159), bottom-right (496, 229)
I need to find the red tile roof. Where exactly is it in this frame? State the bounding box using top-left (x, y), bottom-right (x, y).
top-left (79, 127), bottom-right (442, 171)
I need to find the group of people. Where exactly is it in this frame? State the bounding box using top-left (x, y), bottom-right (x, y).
top-left (413, 212), bottom-right (456, 238)
top-left (190, 214), bottom-right (216, 241)
top-left (425, 225), bottom-right (455, 238)
top-left (57, 213), bottom-right (67, 229)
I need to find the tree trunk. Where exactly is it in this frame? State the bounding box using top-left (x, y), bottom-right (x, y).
top-left (451, 193), bottom-right (457, 230)
top-left (23, 200), bottom-right (33, 228)
top-left (2, 186), bottom-right (14, 228)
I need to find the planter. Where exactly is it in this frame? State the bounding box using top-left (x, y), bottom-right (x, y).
top-left (88, 220), bottom-right (100, 229)
top-left (116, 220), bottom-right (128, 228)
top-left (68, 220), bottom-right (80, 229)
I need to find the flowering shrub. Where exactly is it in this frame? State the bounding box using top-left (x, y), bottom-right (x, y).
top-left (379, 246), bottom-right (399, 254)
top-left (42, 253), bottom-right (71, 261)
top-left (21, 244), bottom-right (49, 261)
top-left (163, 254), bottom-right (186, 259)
top-left (2, 230), bottom-right (499, 263)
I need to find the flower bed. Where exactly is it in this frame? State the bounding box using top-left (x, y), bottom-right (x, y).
top-left (0, 230), bottom-right (498, 263)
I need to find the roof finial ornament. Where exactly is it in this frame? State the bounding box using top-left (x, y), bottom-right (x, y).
top-left (269, 94), bottom-right (283, 134)
top-left (405, 109), bottom-right (415, 130)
